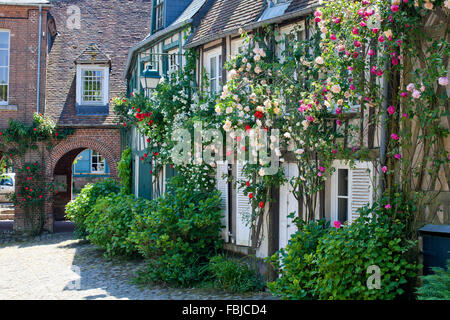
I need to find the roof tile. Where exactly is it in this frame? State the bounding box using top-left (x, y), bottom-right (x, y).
top-left (188, 0), bottom-right (266, 45)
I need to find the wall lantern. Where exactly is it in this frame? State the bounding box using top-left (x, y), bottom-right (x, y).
top-left (140, 65), bottom-right (161, 94)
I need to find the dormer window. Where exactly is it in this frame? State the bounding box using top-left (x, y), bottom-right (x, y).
top-left (81, 68), bottom-right (105, 104)
top-left (75, 44), bottom-right (111, 115)
top-left (154, 0), bottom-right (164, 31)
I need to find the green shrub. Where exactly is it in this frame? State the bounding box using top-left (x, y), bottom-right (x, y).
top-left (267, 218), bottom-right (330, 300)
top-left (65, 179), bottom-right (120, 238)
top-left (208, 255), bottom-right (264, 293)
top-left (268, 203), bottom-right (419, 300)
top-left (117, 148), bottom-right (132, 194)
top-left (417, 260), bottom-right (450, 300)
top-left (130, 176), bottom-right (224, 287)
top-left (85, 193), bottom-right (149, 258)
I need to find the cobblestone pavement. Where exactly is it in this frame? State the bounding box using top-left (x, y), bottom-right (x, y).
top-left (0, 233), bottom-right (276, 300)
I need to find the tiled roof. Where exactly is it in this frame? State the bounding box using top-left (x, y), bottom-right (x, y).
top-left (285, 0), bottom-right (320, 14)
top-left (75, 43), bottom-right (110, 65)
top-left (188, 0), bottom-right (266, 46)
top-left (172, 0), bottom-right (208, 26)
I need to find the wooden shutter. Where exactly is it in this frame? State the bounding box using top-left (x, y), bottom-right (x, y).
top-left (279, 162), bottom-right (299, 249)
top-left (216, 162), bottom-right (229, 241)
top-left (349, 162), bottom-right (373, 223)
top-left (235, 163), bottom-right (251, 246)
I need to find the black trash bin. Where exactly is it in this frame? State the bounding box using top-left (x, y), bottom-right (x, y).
top-left (419, 224), bottom-right (450, 275)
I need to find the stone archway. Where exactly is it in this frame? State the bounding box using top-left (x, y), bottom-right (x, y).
top-left (43, 136), bottom-right (121, 231)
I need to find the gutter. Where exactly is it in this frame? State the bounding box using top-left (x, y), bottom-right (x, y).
top-left (122, 19), bottom-right (193, 80)
top-left (36, 4), bottom-right (42, 114)
top-left (184, 4), bottom-right (320, 49)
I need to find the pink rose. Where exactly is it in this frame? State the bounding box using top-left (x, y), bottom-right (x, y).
top-left (412, 89), bottom-right (421, 99)
top-left (385, 204), bottom-right (392, 209)
top-left (382, 166), bottom-right (387, 173)
top-left (378, 35), bottom-right (385, 43)
top-left (368, 49), bottom-right (375, 56)
top-left (336, 107), bottom-right (342, 115)
top-left (394, 153), bottom-right (402, 160)
top-left (354, 40), bottom-right (361, 47)
top-left (334, 221), bottom-right (341, 228)
top-left (330, 34), bottom-right (337, 41)
top-left (438, 77), bottom-right (448, 86)
top-left (391, 133), bottom-right (399, 140)
top-left (391, 5), bottom-right (399, 12)
top-left (336, 120), bottom-right (342, 126)
top-left (352, 28), bottom-right (359, 35)
top-left (406, 83), bottom-right (415, 92)
top-left (388, 106), bottom-right (395, 115)
top-left (319, 166), bottom-right (325, 172)
top-left (400, 92), bottom-right (408, 97)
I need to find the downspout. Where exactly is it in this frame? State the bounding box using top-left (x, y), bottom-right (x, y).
top-left (36, 5), bottom-right (43, 114)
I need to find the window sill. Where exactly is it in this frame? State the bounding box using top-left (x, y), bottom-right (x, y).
top-left (76, 103), bottom-right (109, 116)
top-left (0, 105), bottom-right (18, 111)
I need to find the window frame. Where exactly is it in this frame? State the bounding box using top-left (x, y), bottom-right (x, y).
top-left (76, 64), bottom-right (109, 107)
top-left (0, 30), bottom-right (10, 105)
top-left (154, 0), bottom-right (164, 32)
top-left (331, 161), bottom-right (351, 224)
top-left (205, 48), bottom-right (223, 94)
top-left (91, 150), bottom-right (106, 174)
top-left (330, 160), bottom-right (374, 225)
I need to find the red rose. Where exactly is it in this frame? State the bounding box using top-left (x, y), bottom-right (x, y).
top-left (254, 111), bottom-right (264, 119)
top-left (249, 193), bottom-right (253, 199)
top-left (259, 202), bottom-right (264, 208)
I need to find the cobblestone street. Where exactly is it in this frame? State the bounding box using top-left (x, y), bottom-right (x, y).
top-left (0, 232), bottom-right (274, 300)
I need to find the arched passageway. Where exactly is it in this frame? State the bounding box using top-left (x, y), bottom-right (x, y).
top-left (45, 136), bottom-right (120, 229)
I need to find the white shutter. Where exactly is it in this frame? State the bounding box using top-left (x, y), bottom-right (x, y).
top-left (235, 163), bottom-right (251, 246)
top-left (279, 162), bottom-right (299, 249)
top-left (349, 162), bottom-right (373, 223)
top-left (216, 162), bottom-right (229, 241)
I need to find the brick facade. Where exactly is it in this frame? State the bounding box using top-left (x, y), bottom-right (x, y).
top-left (45, 0), bottom-right (152, 126)
top-left (0, 4), bottom-right (51, 127)
top-left (1, 1), bottom-right (152, 232)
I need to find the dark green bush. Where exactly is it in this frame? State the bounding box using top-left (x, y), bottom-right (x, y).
top-left (208, 255), bottom-right (264, 293)
top-left (65, 178), bottom-right (120, 238)
top-left (268, 203), bottom-right (419, 300)
top-left (417, 260), bottom-right (450, 300)
top-left (117, 148), bottom-right (132, 194)
top-left (130, 176), bottom-right (224, 287)
top-left (267, 218), bottom-right (330, 300)
top-left (85, 194), bottom-right (149, 258)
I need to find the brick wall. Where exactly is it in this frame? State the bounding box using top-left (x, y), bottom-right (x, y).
top-left (45, 0), bottom-right (152, 126)
top-left (0, 5), bottom-right (50, 128)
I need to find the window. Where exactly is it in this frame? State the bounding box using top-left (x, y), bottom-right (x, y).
top-left (91, 151), bottom-right (105, 173)
top-left (76, 65), bottom-right (109, 113)
top-left (82, 70), bottom-right (103, 103)
top-left (207, 50), bottom-right (222, 94)
top-left (0, 176), bottom-right (13, 187)
top-left (154, 0), bottom-right (164, 31)
top-left (331, 161), bottom-right (373, 225)
top-left (0, 31), bottom-right (10, 104)
top-left (168, 52), bottom-right (178, 73)
top-left (337, 169), bottom-right (349, 223)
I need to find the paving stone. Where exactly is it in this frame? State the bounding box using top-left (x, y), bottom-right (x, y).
top-left (0, 232), bottom-right (276, 300)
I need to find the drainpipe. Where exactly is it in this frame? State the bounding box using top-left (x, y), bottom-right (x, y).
top-left (36, 5), bottom-right (43, 114)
